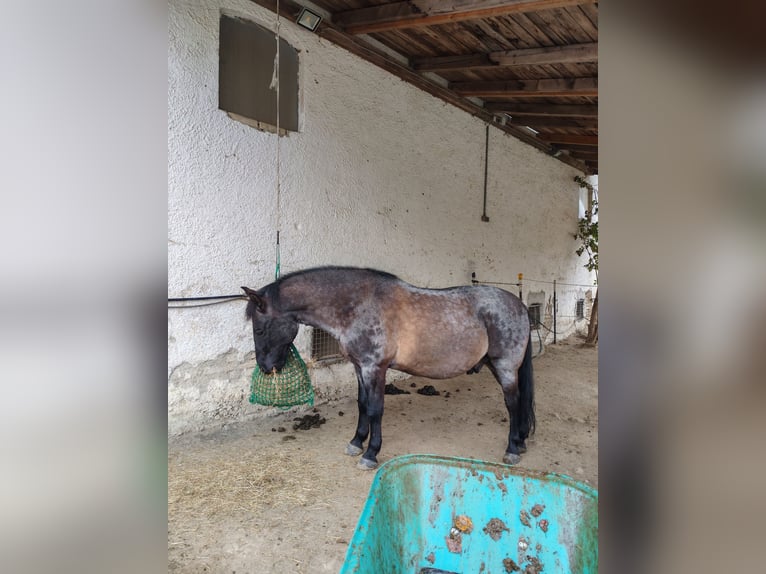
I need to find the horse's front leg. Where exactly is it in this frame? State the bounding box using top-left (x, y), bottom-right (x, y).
top-left (355, 363), bottom-right (386, 471)
top-left (345, 365), bottom-right (369, 457)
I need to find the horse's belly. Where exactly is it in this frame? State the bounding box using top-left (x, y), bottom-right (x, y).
top-left (391, 329), bottom-right (488, 379)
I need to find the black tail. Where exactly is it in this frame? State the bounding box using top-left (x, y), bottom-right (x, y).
top-left (518, 334), bottom-right (536, 438)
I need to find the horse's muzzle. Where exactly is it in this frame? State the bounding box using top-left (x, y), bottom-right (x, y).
top-left (258, 361), bottom-right (284, 375)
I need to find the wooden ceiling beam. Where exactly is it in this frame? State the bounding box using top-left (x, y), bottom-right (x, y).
top-left (538, 134), bottom-right (598, 145)
top-left (411, 53), bottom-right (494, 71)
top-left (508, 116), bottom-right (597, 128)
top-left (335, 0), bottom-right (596, 35)
top-left (452, 77), bottom-right (597, 98)
top-left (492, 42), bottom-right (597, 67)
top-left (568, 151), bottom-right (599, 159)
top-left (485, 103), bottom-right (598, 117)
top-left (412, 42), bottom-right (597, 71)
top-left (556, 143), bottom-right (600, 153)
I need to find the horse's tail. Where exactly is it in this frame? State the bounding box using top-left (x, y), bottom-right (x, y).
top-left (518, 334), bottom-right (536, 438)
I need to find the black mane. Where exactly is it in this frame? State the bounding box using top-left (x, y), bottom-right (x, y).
top-left (274, 266), bottom-right (400, 284)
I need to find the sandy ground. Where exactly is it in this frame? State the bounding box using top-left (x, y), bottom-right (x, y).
top-left (168, 336), bottom-right (597, 573)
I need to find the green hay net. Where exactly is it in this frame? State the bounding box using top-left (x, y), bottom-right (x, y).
top-left (249, 344), bottom-right (314, 408)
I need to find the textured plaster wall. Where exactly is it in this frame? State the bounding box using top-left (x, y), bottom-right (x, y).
top-left (168, 0), bottom-right (596, 434)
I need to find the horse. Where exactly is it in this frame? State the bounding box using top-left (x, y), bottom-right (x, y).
top-left (241, 266), bottom-right (535, 470)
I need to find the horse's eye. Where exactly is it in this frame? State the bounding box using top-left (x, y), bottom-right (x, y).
top-left (254, 328), bottom-right (265, 337)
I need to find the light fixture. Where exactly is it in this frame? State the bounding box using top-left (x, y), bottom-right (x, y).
top-left (296, 7), bottom-right (322, 31)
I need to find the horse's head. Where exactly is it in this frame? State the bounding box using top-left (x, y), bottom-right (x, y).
top-left (242, 286), bottom-right (299, 374)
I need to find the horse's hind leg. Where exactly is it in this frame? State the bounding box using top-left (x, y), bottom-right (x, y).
top-left (515, 335), bottom-right (535, 453)
top-left (488, 358), bottom-right (525, 465)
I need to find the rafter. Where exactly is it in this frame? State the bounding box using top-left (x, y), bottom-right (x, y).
top-left (508, 116), bottom-right (597, 128)
top-left (484, 103), bottom-right (598, 117)
top-left (451, 77), bottom-right (597, 98)
top-left (411, 53), bottom-right (494, 71)
top-left (412, 42), bottom-right (598, 71)
top-left (538, 134), bottom-right (598, 145)
top-left (335, 0), bottom-right (596, 35)
top-left (557, 143), bottom-right (600, 153)
top-left (568, 150), bottom-right (599, 159)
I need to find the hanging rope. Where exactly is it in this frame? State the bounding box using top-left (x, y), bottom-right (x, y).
top-left (269, 0), bottom-right (282, 279)
top-left (250, 3), bottom-right (313, 408)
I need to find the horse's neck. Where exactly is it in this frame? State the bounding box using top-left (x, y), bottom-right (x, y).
top-left (277, 274), bottom-right (359, 335)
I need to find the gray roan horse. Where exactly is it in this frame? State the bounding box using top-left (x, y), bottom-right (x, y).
top-left (242, 266), bottom-right (534, 470)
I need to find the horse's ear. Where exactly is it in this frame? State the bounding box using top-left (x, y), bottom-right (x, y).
top-left (241, 286), bottom-right (266, 312)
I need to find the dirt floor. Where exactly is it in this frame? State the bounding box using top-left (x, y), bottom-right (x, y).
top-left (168, 336), bottom-right (597, 573)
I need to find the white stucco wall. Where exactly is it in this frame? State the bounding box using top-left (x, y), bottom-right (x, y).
top-left (168, 0), bottom-right (596, 434)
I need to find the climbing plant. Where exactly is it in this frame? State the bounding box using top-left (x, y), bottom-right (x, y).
top-left (574, 175), bottom-right (598, 344)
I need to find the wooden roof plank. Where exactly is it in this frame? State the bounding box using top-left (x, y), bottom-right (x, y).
top-left (502, 10), bottom-right (556, 46)
top-left (475, 12), bottom-right (539, 50)
top-left (578, 1), bottom-right (599, 30)
top-left (566, 4), bottom-right (599, 41)
top-left (546, 7), bottom-right (594, 43)
top-left (335, 0), bottom-right (597, 35)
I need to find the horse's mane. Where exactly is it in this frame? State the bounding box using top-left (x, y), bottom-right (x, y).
top-left (274, 266), bottom-right (400, 284)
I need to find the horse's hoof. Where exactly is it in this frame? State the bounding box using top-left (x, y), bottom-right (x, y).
top-left (503, 452), bottom-right (522, 465)
top-left (357, 458), bottom-right (378, 471)
top-left (345, 443), bottom-right (364, 457)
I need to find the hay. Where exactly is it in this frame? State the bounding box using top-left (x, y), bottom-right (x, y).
top-left (168, 436), bottom-right (333, 527)
top-left (250, 344), bottom-right (313, 407)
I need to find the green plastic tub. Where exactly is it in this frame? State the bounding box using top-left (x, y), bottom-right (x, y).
top-left (341, 454), bottom-right (598, 574)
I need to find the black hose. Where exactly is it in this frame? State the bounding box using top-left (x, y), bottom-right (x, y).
top-left (168, 294), bottom-right (245, 308)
